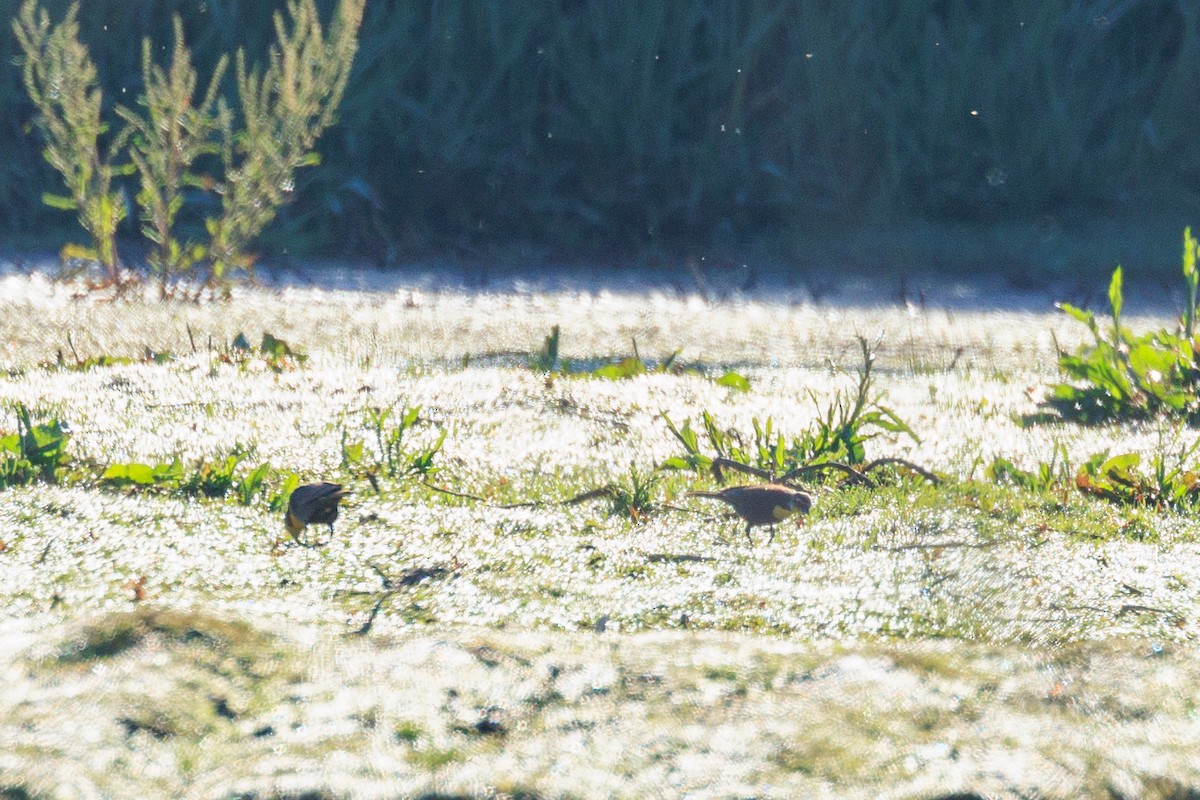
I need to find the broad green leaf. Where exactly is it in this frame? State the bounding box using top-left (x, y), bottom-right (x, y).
top-left (593, 357), bottom-right (646, 380)
top-left (102, 463), bottom-right (156, 485)
top-left (715, 371), bottom-right (751, 391)
top-left (1128, 343), bottom-right (1176, 382)
top-left (1100, 452), bottom-right (1140, 476)
top-left (401, 405), bottom-right (421, 428)
top-left (1108, 265), bottom-right (1124, 325)
top-left (342, 440), bottom-right (364, 464)
top-left (660, 457), bottom-right (694, 471)
top-left (1055, 302), bottom-right (1094, 326)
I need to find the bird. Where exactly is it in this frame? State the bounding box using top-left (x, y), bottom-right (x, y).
top-left (284, 481), bottom-right (350, 545)
top-left (686, 483), bottom-right (812, 545)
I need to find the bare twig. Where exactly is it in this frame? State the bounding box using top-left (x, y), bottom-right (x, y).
top-left (646, 553), bottom-right (716, 564)
top-left (662, 502), bottom-right (710, 517)
top-left (1048, 603), bottom-right (1111, 616)
top-left (881, 539), bottom-right (999, 552)
top-left (564, 486), bottom-right (615, 505)
top-left (710, 457), bottom-right (772, 482)
top-left (780, 461), bottom-right (873, 487)
top-left (422, 480), bottom-right (485, 502)
top-left (1117, 604), bottom-right (1176, 617)
top-left (863, 457), bottom-right (942, 485)
top-left (66, 331), bottom-right (81, 364)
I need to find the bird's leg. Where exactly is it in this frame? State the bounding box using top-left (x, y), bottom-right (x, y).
top-left (767, 525), bottom-right (777, 544)
top-left (744, 523), bottom-right (755, 546)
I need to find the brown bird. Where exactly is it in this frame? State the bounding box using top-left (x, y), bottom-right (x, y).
top-left (284, 482), bottom-right (350, 545)
top-left (687, 483), bottom-right (812, 545)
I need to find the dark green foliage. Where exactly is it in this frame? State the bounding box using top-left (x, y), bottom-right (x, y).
top-left (0, 404), bottom-right (71, 487)
top-left (2, 1), bottom-right (1198, 262)
top-left (1049, 230), bottom-right (1200, 423)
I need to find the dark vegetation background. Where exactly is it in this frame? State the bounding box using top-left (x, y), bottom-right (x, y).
top-left (2, 0), bottom-right (1199, 280)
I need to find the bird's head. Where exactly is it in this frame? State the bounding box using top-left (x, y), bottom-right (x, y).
top-left (284, 511), bottom-right (306, 537)
top-left (790, 492), bottom-right (812, 514)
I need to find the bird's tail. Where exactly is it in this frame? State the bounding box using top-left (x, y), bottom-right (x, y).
top-left (686, 491), bottom-right (726, 500)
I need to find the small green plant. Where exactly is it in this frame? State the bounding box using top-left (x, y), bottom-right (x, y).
top-left (1073, 435), bottom-right (1200, 510)
top-left (215, 332), bottom-right (307, 372)
top-left (591, 340), bottom-right (684, 380)
top-left (1049, 229), bottom-right (1200, 423)
top-left (178, 451), bottom-right (246, 499)
top-left (342, 405), bottom-right (445, 485)
top-left (267, 470), bottom-right (301, 514)
top-left (975, 433), bottom-right (1200, 512)
top-left (982, 442), bottom-right (1072, 494)
top-left (42, 333), bottom-right (175, 371)
top-left (100, 459), bottom-right (187, 490)
top-left (607, 462), bottom-right (662, 523)
top-left (101, 449), bottom-right (273, 506)
top-left (0, 404), bottom-right (72, 488)
top-left (530, 326), bottom-right (745, 386)
top-left (662, 336), bottom-right (916, 477)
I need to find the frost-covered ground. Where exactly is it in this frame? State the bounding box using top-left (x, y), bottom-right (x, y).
top-left (1, 266), bottom-right (1198, 799)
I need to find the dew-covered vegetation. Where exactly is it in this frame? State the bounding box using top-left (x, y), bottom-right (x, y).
top-left (2, 271), bottom-right (1199, 797)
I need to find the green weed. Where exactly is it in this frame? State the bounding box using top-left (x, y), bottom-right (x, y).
top-left (663, 336), bottom-right (915, 477)
top-left (342, 404), bottom-right (445, 485)
top-left (606, 462), bottom-right (662, 523)
top-left (530, 326), bottom-right (748, 387)
top-left (101, 449), bottom-right (276, 506)
top-left (115, 16), bottom-right (227, 298)
top-left (985, 442), bottom-right (1073, 493)
top-left (1049, 229), bottom-right (1200, 423)
top-left (979, 430), bottom-right (1200, 513)
top-left (0, 403), bottom-right (72, 487)
top-left (215, 332), bottom-right (307, 372)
